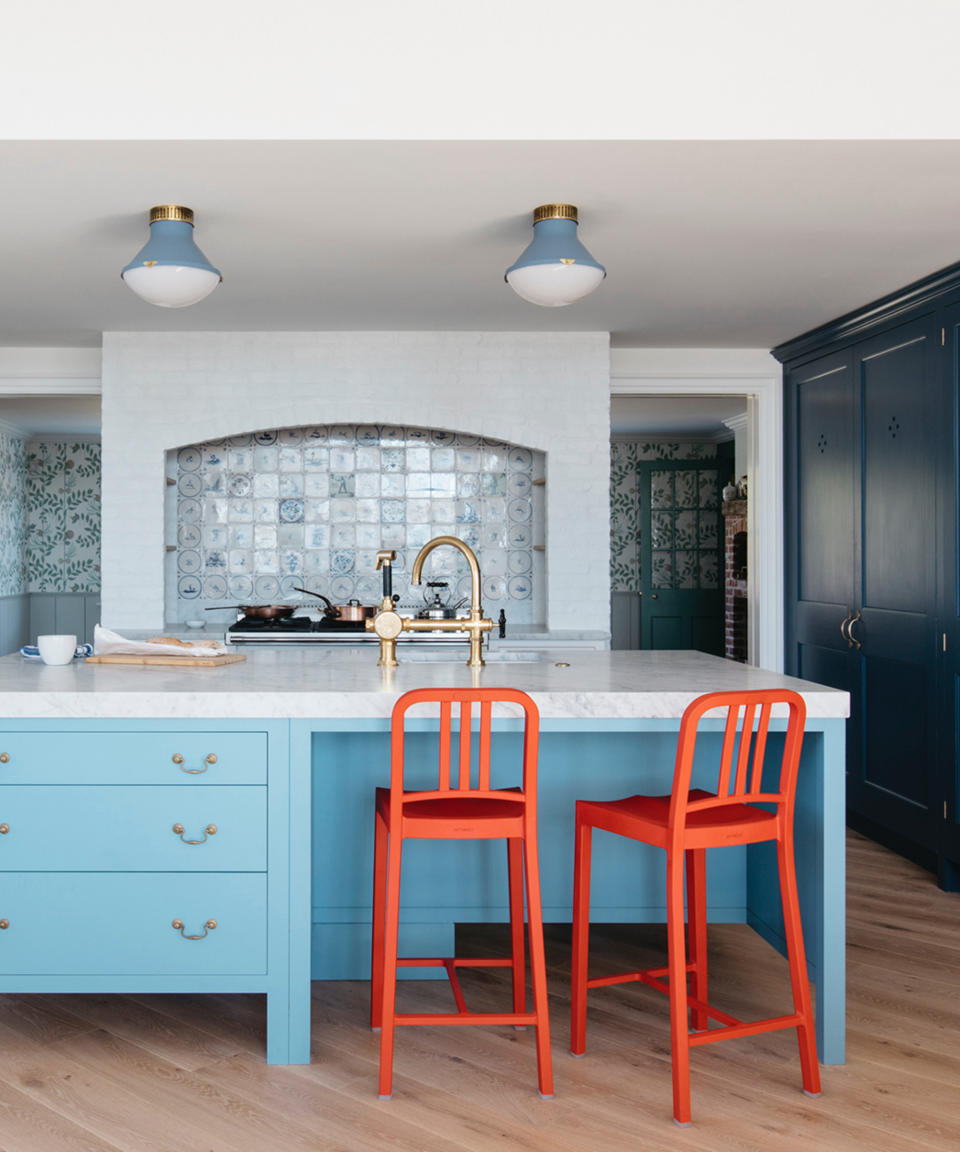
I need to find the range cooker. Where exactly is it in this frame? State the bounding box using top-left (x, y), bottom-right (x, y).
top-left (224, 614), bottom-right (471, 645)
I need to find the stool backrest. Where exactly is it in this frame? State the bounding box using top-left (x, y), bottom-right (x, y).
top-left (390, 686), bottom-right (540, 807)
top-left (670, 689), bottom-right (807, 832)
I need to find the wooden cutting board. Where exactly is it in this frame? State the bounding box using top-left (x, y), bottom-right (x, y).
top-left (85, 652), bottom-right (247, 667)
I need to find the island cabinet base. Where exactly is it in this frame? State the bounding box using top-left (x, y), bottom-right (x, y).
top-left (0, 719), bottom-right (307, 1065)
top-left (302, 717), bottom-right (846, 1067)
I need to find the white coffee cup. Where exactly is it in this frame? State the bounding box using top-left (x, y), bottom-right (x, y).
top-left (37, 634), bottom-right (78, 665)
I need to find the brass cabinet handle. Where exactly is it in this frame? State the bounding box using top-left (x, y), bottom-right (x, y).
top-left (0, 753), bottom-right (9, 764)
top-left (0, 919), bottom-right (8, 930)
top-left (848, 610), bottom-right (862, 650)
top-left (840, 610), bottom-right (853, 647)
top-left (171, 752), bottom-right (217, 774)
top-left (171, 918), bottom-right (217, 940)
top-left (172, 822), bottom-right (217, 844)
top-left (0, 824), bottom-right (8, 835)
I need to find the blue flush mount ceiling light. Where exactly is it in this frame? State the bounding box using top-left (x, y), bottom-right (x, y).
top-left (121, 205), bottom-right (222, 308)
top-left (505, 203), bottom-right (605, 307)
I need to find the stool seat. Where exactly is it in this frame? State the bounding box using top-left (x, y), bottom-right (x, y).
top-left (571, 690), bottom-right (821, 1126)
top-left (371, 688), bottom-right (553, 1100)
top-left (578, 789), bottom-right (780, 850)
top-left (375, 785), bottom-right (525, 837)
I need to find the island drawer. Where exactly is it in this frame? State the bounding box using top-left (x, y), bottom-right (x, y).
top-left (0, 731), bottom-right (267, 785)
top-left (0, 785), bottom-right (266, 871)
top-left (0, 872), bottom-right (266, 975)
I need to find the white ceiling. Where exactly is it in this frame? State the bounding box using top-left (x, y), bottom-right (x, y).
top-left (3, 140), bottom-right (960, 352)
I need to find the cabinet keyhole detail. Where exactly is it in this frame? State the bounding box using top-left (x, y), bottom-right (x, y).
top-left (816, 433), bottom-right (827, 454)
top-left (888, 416), bottom-right (901, 439)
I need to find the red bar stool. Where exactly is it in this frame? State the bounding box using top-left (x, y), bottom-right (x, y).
top-left (371, 687), bottom-right (553, 1099)
top-left (570, 689), bottom-right (821, 1125)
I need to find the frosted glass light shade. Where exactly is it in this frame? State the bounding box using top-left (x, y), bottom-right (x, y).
top-left (505, 205), bottom-right (605, 307)
top-left (121, 206), bottom-right (222, 308)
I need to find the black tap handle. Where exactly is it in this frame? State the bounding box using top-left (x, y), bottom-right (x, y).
top-left (498, 609), bottom-right (507, 638)
top-left (383, 564), bottom-right (392, 599)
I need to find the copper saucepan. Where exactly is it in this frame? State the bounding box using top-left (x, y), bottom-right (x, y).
top-left (294, 587), bottom-right (378, 621)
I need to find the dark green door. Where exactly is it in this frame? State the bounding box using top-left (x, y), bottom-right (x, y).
top-left (638, 460), bottom-right (724, 654)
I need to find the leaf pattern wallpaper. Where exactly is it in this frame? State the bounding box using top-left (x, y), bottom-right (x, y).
top-left (25, 440), bottom-right (101, 593)
top-left (609, 440), bottom-right (717, 593)
top-left (0, 429), bottom-right (27, 596)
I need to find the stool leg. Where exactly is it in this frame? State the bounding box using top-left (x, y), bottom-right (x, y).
top-left (378, 832), bottom-right (403, 1099)
top-left (370, 807), bottom-right (388, 1030)
top-left (570, 808), bottom-right (592, 1056)
top-left (667, 846), bottom-right (693, 1126)
top-left (507, 837), bottom-right (526, 1016)
top-left (523, 826), bottom-right (554, 1098)
top-left (777, 833), bottom-right (821, 1097)
top-left (685, 847), bottom-right (708, 1031)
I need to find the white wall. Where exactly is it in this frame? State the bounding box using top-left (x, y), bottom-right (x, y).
top-left (101, 331), bottom-right (610, 632)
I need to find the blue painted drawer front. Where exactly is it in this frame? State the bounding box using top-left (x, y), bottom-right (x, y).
top-left (0, 873), bottom-right (267, 975)
top-left (0, 732), bottom-right (267, 785)
top-left (0, 786), bottom-right (266, 871)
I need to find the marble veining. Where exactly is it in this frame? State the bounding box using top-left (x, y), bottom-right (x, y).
top-left (0, 650), bottom-right (850, 721)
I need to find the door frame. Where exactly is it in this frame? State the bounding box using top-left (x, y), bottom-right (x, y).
top-left (610, 348), bottom-right (783, 672)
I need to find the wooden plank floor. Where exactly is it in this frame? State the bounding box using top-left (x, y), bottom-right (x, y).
top-left (0, 830), bottom-right (957, 1150)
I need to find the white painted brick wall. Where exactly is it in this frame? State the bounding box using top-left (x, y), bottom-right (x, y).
top-left (101, 331), bottom-right (611, 631)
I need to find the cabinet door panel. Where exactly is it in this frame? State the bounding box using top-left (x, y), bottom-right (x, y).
top-left (861, 332), bottom-right (935, 611)
top-left (795, 358), bottom-right (856, 608)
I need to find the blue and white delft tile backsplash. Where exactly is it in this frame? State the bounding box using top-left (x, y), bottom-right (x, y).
top-left (26, 440), bottom-right (102, 593)
top-left (610, 440), bottom-right (720, 593)
top-left (171, 425), bottom-right (543, 621)
top-left (0, 429), bottom-right (27, 596)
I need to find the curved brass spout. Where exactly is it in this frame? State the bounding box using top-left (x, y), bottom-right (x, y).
top-left (367, 535), bottom-right (493, 668)
top-left (411, 535), bottom-right (482, 615)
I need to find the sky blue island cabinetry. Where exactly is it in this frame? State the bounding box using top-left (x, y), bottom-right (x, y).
top-left (0, 648), bottom-right (848, 1068)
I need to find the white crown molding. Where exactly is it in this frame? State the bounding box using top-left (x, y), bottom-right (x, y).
top-left (0, 377), bottom-right (102, 395)
top-left (610, 431), bottom-right (733, 445)
top-left (0, 417), bottom-right (28, 438)
top-left (722, 412), bottom-right (750, 434)
top-left (0, 347), bottom-right (102, 394)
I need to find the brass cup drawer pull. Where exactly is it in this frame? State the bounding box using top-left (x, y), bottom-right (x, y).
top-left (171, 752), bottom-right (218, 775)
top-left (0, 919), bottom-right (8, 930)
top-left (0, 824), bottom-right (8, 835)
top-left (171, 918), bottom-right (217, 940)
top-left (0, 753), bottom-right (9, 764)
top-left (172, 822), bottom-right (217, 844)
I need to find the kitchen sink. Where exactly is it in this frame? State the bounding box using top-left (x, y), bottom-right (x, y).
top-left (398, 649), bottom-right (543, 663)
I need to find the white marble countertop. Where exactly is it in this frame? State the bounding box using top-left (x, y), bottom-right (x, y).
top-left (0, 648), bottom-right (850, 720)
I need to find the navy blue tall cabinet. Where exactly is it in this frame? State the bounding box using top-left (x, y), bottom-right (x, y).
top-left (775, 266), bottom-right (960, 889)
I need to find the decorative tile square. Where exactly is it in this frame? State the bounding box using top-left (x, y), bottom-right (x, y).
top-left (456, 447), bottom-right (481, 472)
top-left (330, 497), bottom-right (356, 523)
top-left (381, 448), bottom-right (405, 472)
top-left (331, 522), bottom-right (355, 547)
top-left (356, 446), bottom-right (380, 470)
top-left (279, 448), bottom-right (302, 472)
top-left (279, 474), bottom-right (304, 497)
top-left (355, 472), bottom-right (380, 498)
top-left (253, 446), bottom-right (278, 471)
top-left (330, 447), bottom-right (356, 471)
top-left (254, 524), bottom-right (278, 550)
top-left (329, 473), bottom-right (356, 497)
top-left (278, 523), bottom-right (304, 549)
top-left (304, 445), bottom-right (329, 470)
top-left (278, 498), bottom-right (305, 523)
top-left (254, 473), bottom-right (279, 497)
top-left (304, 500), bottom-right (330, 523)
top-left (254, 549), bottom-right (279, 574)
top-left (356, 498), bottom-right (380, 523)
top-left (306, 524), bottom-right (330, 549)
top-left (305, 473), bottom-right (330, 498)
top-left (406, 498), bottom-right (431, 523)
top-left (381, 473), bottom-right (405, 497)
top-left (330, 549), bottom-right (355, 574)
top-left (406, 447), bottom-right (430, 472)
top-left (255, 500), bottom-right (278, 523)
top-left (431, 447), bottom-right (455, 471)
top-left (356, 523), bottom-right (381, 549)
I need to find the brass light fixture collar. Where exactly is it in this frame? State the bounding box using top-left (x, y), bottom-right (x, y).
top-left (149, 205), bottom-right (195, 226)
top-left (533, 203), bottom-right (579, 224)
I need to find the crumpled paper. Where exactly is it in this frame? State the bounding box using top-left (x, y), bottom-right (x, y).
top-left (94, 624), bottom-right (228, 659)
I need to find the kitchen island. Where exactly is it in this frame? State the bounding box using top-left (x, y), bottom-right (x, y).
top-left (0, 648), bottom-right (848, 1067)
